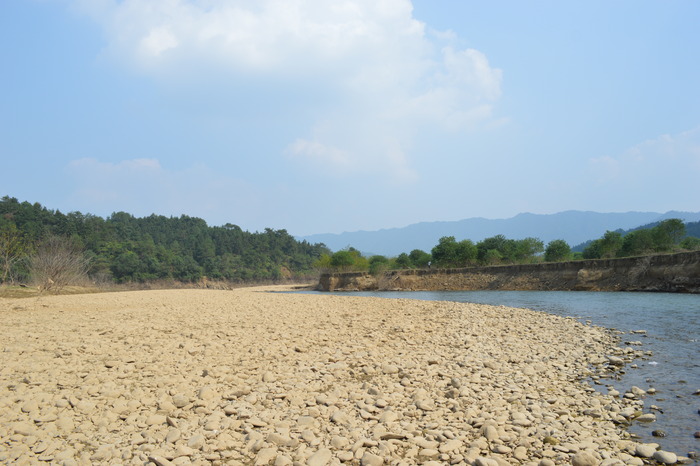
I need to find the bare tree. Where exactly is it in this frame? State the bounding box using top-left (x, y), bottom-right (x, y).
top-left (29, 235), bottom-right (92, 292)
top-left (0, 225), bottom-right (28, 284)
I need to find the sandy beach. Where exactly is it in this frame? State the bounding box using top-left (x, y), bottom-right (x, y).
top-left (0, 286), bottom-right (679, 465)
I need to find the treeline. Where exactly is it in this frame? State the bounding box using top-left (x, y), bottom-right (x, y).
top-left (319, 218), bottom-right (700, 273)
top-left (0, 196), bottom-right (330, 285)
top-left (581, 218), bottom-right (699, 259)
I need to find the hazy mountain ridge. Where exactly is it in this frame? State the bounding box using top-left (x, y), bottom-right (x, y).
top-left (301, 210), bottom-right (700, 256)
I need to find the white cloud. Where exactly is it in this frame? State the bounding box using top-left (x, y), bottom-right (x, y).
top-left (65, 157), bottom-right (263, 225)
top-left (285, 139), bottom-right (351, 171)
top-left (71, 0), bottom-right (503, 183)
top-left (587, 127), bottom-right (700, 206)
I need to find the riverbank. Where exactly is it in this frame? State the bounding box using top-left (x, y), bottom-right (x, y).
top-left (0, 287), bottom-right (685, 465)
top-left (318, 251), bottom-right (700, 293)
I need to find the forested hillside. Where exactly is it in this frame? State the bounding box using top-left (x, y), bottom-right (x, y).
top-left (0, 196), bottom-right (329, 285)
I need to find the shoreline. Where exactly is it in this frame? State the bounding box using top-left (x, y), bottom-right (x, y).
top-left (0, 286), bottom-right (686, 465)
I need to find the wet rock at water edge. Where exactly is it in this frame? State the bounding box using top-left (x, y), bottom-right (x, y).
top-left (653, 450), bottom-right (678, 464)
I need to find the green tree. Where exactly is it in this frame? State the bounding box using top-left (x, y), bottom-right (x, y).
top-left (544, 239), bottom-right (571, 262)
top-left (598, 231), bottom-right (623, 258)
top-left (477, 235), bottom-right (509, 264)
top-left (514, 237), bottom-right (544, 263)
top-left (483, 249), bottom-right (503, 265)
top-left (680, 236), bottom-right (700, 250)
top-left (582, 240), bottom-right (601, 259)
top-left (455, 239), bottom-right (478, 266)
top-left (432, 236), bottom-right (459, 267)
top-left (408, 249), bottom-right (431, 268)
top-left (394, 253), bottom-right (412, 269)
top-left (369, 255), bottom-right (389, 275)
top-left (651, 218), bottom-right (686, 251)
top-left (618, 229), bottom-right (655, 257)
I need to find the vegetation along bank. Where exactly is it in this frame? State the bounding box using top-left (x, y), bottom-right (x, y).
top-left (319, 251), bottom-right (700, 293)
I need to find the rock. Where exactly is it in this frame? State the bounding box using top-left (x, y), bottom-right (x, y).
top-left (439, 439), bottom-right (462, 453)
top-left (275, 455), bottom-right (293, 466)
top-left (148, 456), bottom-right (175, 466)
top-left (572, 451), bottom-right (599, 466)
top-left (198, 386), bottom-right (216, 400)
top-left (415, 398), bottom-right (435, 411)
top-left (418, 449), bottom-right (440, 459)
top-left (607, 356), bottom-right (625, 366)
top-left (166, 428), bottom-right (181, 443)
top-left (380, 432), bottom-right (407, 441)
top-left (306, 448), bottom-right (332, 466)
top-left (267, 433), bottom-right (292, 447)
top-left (338, 451), bottom-right (355, 462)
top-left (361, 451), bottom-right (384, 466)
top-left (482, 425), bottom-right (499, 441)
top-left (187, 434), bottom-right (206, 450)
top-left (331, 436), bottom-right (350, 449)
top-left (330, 410), bottom-right (350, 425)
top-left (652, 430), bottom-right (666, 437)
top-left (475, 457), bottom-right (499, 466)
top-left (172, 394), bottom-right (189, 408)
top-left (255, 448), bottom-right (278, 465)
top-left (12, 422), bottom-right (35, 436)
top-left (653, 451), bottom-right (678, 464)
top-left (635, 413), bottom-right (656, 422)
top-left (513, 446), bottom-right (528, 460)
top-left (635, 444), bottom-right (657, 458)
top-left (91, 444), bottom-right (115, 461)
top-left (147, 414), bottom-right (166, 425)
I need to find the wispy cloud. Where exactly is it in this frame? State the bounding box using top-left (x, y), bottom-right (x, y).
top-left (589, 127), bottom-right (700, 181)
top-left (65, 157), bottom-right (263, 225)
top-left (586, 126), bottom-right (700, 211)
top-left (70, 0), bottom-right (503, 183)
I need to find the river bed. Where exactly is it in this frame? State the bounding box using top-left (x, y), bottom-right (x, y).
top-left (304, 290), bottom-right (700, 459)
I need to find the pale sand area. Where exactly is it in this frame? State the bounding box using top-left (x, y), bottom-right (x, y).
top-left (0, 286), bottom-right (672, 465)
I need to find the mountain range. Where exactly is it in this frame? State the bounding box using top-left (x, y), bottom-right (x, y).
top-left (300, 210), bottom-right (700, 256)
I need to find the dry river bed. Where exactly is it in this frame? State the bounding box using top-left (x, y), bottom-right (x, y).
top-left (0, 286), bottom-right (687, 466)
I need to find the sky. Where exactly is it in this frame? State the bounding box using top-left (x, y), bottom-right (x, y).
top-left (2, 0), bottom-right (699, 236)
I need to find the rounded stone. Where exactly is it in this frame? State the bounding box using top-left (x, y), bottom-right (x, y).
top-left (653, 450), bottom-right (678, 465)
top-left (572, 451), bottom-right (599, 466)
top-left (634, 444), bottom-right (657, 458)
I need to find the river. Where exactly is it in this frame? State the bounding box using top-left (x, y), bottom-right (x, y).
top-left (302, 290), bottom-right (699, 458)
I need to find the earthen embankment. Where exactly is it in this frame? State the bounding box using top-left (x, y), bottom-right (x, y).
top-left (318, 251), bottom-right (700, 293)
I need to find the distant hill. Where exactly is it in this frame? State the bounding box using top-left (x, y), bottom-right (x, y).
top-left (301, 210), bottom-right (700, 256)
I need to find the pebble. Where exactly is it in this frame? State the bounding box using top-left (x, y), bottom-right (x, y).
top-left (306, 448), bottom-right (332, 466)
top-left (361, 451), bottom-right (384, 465)
top-left (0, 287), bottom-right (683, 466)
top-left (572, 451), bottom-right (599, 466)
top-left (635, 444), bottom-right (657, 458)
top-left (653, 450), bottom-right (678, 464)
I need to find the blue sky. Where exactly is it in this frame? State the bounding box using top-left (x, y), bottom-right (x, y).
top-left (2, 0), bottom-right (699, 236)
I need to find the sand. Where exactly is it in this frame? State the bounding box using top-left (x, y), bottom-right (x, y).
top-left (0, 286), bottom-right (678, 465)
